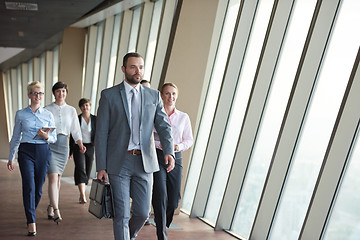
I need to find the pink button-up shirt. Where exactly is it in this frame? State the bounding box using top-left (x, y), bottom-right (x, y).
top-left (154, 108), bottom-right (193, 152)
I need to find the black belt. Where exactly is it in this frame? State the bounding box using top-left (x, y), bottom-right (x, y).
top-left (127, 149), bottom-right (141, 155)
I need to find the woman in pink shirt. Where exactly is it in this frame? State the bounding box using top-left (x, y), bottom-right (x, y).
top-left (152, 83), bottom-right (193, 240)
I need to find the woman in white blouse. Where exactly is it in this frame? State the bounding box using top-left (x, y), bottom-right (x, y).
top-left (45, 82), bottom-right (86, 223)
top-left (69, 98), bottom-right (96, 204)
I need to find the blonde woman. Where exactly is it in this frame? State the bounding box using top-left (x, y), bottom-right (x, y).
top-left (8, 81), bottom-right (57, 236)
top-left (152, 83), bottom-right (193, 240)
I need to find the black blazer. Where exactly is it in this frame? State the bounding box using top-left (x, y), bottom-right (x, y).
top-left (69, 114), bottom-right (96, 156)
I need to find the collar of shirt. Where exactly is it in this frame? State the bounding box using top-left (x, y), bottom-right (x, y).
top-left (124, 80), bottom-right (140, 96)
top-left (26, 105), bottom-right (45, 114)
top-left (168, 108), bottom-right (179, 123)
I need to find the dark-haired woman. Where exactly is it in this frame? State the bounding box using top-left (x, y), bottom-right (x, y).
top-left (69, 98), bottom-right (96, 204)
top-left (45, 82), bottom-right (86, 223)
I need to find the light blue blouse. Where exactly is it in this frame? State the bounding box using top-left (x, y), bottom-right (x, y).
top-left (9, 106), bottom-right (57, 161)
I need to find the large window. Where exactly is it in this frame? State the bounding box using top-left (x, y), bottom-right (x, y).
top-left (107, 14), bottom-right (121, 88)
top-left (322, 128), bottom-right (360, 239)
top-left (269, 0), bottom-right (360, 238)
top-left (144, 0), bottom-right (163, 80)
top-left (182, 0), bottom-right (241, 213)
top-left (90, 22), bottom-right (104, 114)
top-left (230, 0), bottom-right (317, 238)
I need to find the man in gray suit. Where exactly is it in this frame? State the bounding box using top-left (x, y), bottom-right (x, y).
top-left (95, 52), bottom-right (175, 240)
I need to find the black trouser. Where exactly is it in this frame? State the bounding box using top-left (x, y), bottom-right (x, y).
top-left (152, 149), bottom-right (182, 240)
top-left (18, 143), bottom-right (50, 224)
top-left (73, 143), bottom-right (94, 185)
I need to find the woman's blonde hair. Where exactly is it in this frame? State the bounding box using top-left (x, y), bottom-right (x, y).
top-left (27, 81), bottom-right (43, 94)
top-left (161, 82), bottom-right (178, 93)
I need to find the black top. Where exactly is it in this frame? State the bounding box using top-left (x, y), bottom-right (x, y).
top-left (69, 114), bottom-right (96, 156)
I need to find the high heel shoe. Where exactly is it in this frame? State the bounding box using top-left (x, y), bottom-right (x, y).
top-left (79, 196), bottom-right (87, 204)
top-left (47, 205), bottom-right (54, 220)
top-left (27, 231), bottom-right (37, 237)
top-left (27, 223), bottom-right (36, 236)
top-left (53, 209), bottom-right (62, 224)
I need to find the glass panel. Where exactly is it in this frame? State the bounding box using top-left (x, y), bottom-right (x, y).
top-left (128, 6), bottom-right (142, 53)
top-left (16, 66), bottom-right (23, 108)
top-left (107, 14), bottom-right (122, 88)
top-left (52, 45), bottom-right (59, 101)
top-left (40, 53), bottom-right (45, 107)
top-left (269, 0), bottom-right (360, 238)
top-left (322, 1), bottom-right (360, 239)
top-left (90, 22), bottom-right (104, 114)
top-left (144, 0), bottom-right (163, 81)
top-left (40, 53), bottom-right (45, 84)
top-left (6, 71), bottom-right (14, 134)
top-left (322, 130), bottom-right (360, 239)
top-left (28, 60), bottom-right (33, 83)
top-left (82, 34), bottom-right (88, 93)
top-left (203, 0), bottom-right (274, 225)
top-left (182, 0), bottom-right (241, 213)
top-left (230, 0), bottom-right (317, 238)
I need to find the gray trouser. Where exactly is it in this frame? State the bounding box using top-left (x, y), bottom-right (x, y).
top-left (109, 154), bottom-right (153, 240)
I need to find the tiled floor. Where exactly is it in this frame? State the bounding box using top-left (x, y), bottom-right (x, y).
top-left (0, 160), bottom-right (237, 240)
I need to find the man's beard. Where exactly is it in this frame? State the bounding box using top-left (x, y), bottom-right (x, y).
top-left (126, 72), bottom-right (142, 85)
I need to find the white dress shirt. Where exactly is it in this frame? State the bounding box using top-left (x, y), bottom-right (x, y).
top-left (124, 81), bottom-right (142, 150)
top-left (45, 102), bottom-right (82, 142)
top-left (81, 116), bottom-right (92, 144)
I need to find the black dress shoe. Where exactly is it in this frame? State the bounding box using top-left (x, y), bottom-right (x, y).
top-left (27, 231), bottom-right (37, 236)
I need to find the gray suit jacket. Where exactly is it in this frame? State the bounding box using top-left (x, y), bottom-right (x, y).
top-left (95, 82), bottom-right (174, 174)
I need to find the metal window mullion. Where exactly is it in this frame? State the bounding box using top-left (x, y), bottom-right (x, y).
top-left (83, 25), bottom-right (98, 99)
top-left (114, 10), bottom-right (133, 85)
top-left (45, 51), bottom-right (53, 105)
top-left (137, 1), bottom-right (155, 58)
top-left (96, 16), bottom-right (115, 111)
top-left (250, 0), bottom-right (342, 239)
top-left (300, 48), bottom-right (360, 240)
top-left (10, 68), bottom-right (18, 115)
top-left (150, 0), bottom-right (177, 89)
top-left (21, 63), bottom-right (28, 107)
top-left (214, 0), bottom-right (259, 231)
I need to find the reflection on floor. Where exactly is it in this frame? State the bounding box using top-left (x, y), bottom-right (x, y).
top-left (0, 160), bottom-right (237, 240)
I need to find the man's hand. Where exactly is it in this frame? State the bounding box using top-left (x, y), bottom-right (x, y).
top-left (97, 170), bottom-right (108, 182)
top-left (164, 154), bottom-right (175, 173)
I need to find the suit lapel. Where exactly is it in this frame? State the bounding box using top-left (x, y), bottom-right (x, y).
top-left (140, 85), bottom-right (144, 124)
top-left (119, 82), bottom-right (131, 126)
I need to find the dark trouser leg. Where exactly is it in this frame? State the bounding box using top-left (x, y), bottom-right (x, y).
top-left (18, 143), bottom-right (50, 224)
top-left (165, 163), bottom-right (182, 228)
top-left (34, 144), bottom-right (51, 209)
top-left (73, 145), bottom-right (86, 185)
top-left (152, 166), bottom-right (168, 240)
top-left (84, 144), bottom-right (94, 184)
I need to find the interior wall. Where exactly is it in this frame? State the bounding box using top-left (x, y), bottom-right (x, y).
top-left (58, 27), bottom-right (86, 177)
top-left (0, 73), bottom-right (9, 159)
top-left (164, 0), bottom-right (220, 212)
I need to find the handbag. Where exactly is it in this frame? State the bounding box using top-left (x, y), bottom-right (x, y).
top-left (88, 179), bottom-right (114, 219)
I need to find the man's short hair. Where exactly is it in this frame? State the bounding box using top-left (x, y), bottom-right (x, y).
top-left (123, 52), bottom-right (143, 67)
